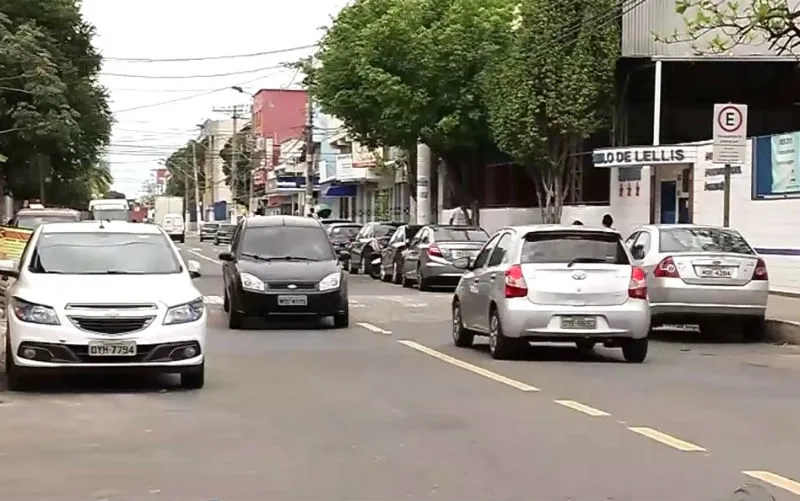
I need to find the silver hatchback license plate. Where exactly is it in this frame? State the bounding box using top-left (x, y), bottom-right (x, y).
top-left (277, 295), bottom-right (308, 306)
top-left (560, 316), bottom-right (597, 329)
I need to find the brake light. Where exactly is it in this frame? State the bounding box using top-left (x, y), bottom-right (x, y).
top-left (427, 244), bottom-right (443, 257)
top-left (504, 264), bottom-right (528, 298)
top-left (628, 266), bottom-right (647, 299)
top-left (752, 257), bottom-right (768, 280)
top-left (653, 256), bottom-right (679, 278)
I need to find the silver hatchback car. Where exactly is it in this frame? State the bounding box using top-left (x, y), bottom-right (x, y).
top-left (451, 225), bottom-right (651, 362)
top-left (626, 224), bottom-right (769, 340)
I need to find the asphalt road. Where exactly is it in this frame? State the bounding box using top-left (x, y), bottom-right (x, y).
top-left (1, 235), bottom-right (800, 500)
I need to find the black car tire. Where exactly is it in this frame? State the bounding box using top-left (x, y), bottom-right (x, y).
top-left (417, 266), bottom-right (432, 291)
top-left (181, 363), bottom-right (205, 389)
top-left (5, 332), bottom-right (28, 392)
top-left (365, 254), bottom-right (378, 279)
top-left (178, 235), bottom-right (185, 243)
top-left (488, 308), bottom-right (522, 360)
top-left (622, 338), bottom-right (648, 363)
top-left (452, 300), bottom-right (475, 348)
top-left (227, 298), bottom-right (244, 329)
top-left (392, 261), bottom-right (402, 284)
top-left (333, 309), bottom-right (349, 328)
top-left (401, 265), bottom-right (413, 288)
top-left (742, 316), bottom-right (767, 342)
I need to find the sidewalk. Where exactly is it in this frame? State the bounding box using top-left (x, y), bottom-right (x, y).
top-left (766, 294), bottom-right (800, 344)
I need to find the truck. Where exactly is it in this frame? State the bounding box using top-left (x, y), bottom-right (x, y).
top-left (153, 196), bottom-right (185, 243)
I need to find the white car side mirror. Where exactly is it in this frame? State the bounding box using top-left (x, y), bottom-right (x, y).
top-left (187, 259), bottom-right (201, 279)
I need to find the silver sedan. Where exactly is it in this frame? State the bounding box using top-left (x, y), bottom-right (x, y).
top-left (626, 224), bottom-right (769, 340)
top-left (401, 225), bottom-right (489, 290)
top-left (451, 225), bottom-right (651, 362)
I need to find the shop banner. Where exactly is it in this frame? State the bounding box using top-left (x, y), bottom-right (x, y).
top-left (0, 226), bottom-right (32, 261)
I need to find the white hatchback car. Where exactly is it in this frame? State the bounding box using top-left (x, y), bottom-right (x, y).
top-left (0, 221), bottom-right (207, 390)
top-left (451, 225), bottom-right (651, 362)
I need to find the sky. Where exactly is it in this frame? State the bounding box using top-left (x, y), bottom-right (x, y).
top-left (80, 0), bottom-right (350, 198)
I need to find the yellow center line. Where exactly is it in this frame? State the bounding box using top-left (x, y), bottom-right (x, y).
top-left (554, 400), bottom-right (610, 416)
top-left (628, 426), bottom-right (706, 452)
top-left (743, 471), bottom-right (800, 496)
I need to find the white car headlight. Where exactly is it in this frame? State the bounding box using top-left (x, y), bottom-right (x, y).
top-left (318, 272), bottom-right (341, 292)
top-left (164, 298), bottom-right (204, 325)
top-left (240, 272), bottom-right (265, 292)
top-left (11, 297), bottom-right (60, 325)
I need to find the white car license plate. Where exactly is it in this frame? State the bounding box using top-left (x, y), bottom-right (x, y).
top-left (560, 316), bottom-right (597, 329)
top-left (699, 267), bottom-right (733, 278)
top-left (87, 340), bottom-right (136, 356)
top-left (277, 295), bottom-right (308, 306)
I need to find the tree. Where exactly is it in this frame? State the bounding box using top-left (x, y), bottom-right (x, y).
top-left (483, 0), bottom-right (619, 222)
top-left (659, 0), bottom-right (800, 54)
top-left (0, 0), bottom-right (112, 208)
top-left (308, 0), bottom-right (515, 221)
top-left (219, 130), bottom-right (252, 206)
top-left (164, 140), bottom-right (206, 208)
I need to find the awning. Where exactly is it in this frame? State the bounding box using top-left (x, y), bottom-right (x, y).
top-left (323, 183), bottom-right (358, 197)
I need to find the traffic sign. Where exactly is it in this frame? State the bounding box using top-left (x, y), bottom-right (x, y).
top-left (712, 103), bottom-right (748, 164)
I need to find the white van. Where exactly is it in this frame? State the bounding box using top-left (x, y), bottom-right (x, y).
top-left (161, 213), bottom-right (185, 243)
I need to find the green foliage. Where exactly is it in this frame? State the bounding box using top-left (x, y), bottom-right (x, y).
top-left (657, 0), bottom-right (800, 54)
top-left (0, 0), bottom-right (112, 207)
top-left (219, 131), bottom-right (252, 205)
top-left (164, 140), bottom-right (206, 207)
top-left (483, 0), bottom-right (619, 222)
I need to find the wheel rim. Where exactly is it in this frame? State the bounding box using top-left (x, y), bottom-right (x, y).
top-left (452, 305), bottom-right (461, 341)
top-left (489, 315), bottom-right (498, 352)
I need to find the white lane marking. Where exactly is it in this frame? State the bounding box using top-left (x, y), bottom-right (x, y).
top-left (357, 322), bottom-right (392, 335)
top-left (397, 340), bottom-right (540, 392)
top-left (349, 300), bottom-right (366, 308)
top-left (743, 471), bottom-right (800, 496)
top-left (627, 427), bottom-right (706, 452)
top-left (191, 247), bottom-right (202, 251)
top-left (189, 249), bottom-right (221, 265)
top-left (203, 295), bottom-right (224, 305)
top-left (554, 400), bottom-right (610, 417)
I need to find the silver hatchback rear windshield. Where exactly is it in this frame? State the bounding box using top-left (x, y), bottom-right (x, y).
top-left (521, 231), bottom-right (629, 265)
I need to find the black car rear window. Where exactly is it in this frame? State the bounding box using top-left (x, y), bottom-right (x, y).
top-left (659, 227), bottom-right (754, 254)
top-left (521, 231), bottom-right (629, 265)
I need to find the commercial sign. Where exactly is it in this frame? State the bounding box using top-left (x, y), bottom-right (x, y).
top-left (351, 141), bottom-right (382, 168)
top-left (712, 103), bottom-right (748, 165)
top-left (593, 146), bottom-right (696, 168)
top-left (265, 175), bottom-right (320, 193)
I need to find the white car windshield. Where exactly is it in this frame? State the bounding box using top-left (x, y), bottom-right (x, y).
top-left (29, 232), bottom-right (182, 274)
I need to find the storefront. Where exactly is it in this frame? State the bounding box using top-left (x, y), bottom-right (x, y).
top-left (263, 175), bottom-right (321, 215)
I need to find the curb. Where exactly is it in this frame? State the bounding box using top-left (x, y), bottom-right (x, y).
top-left (766, 318), bottom-right (800, 345)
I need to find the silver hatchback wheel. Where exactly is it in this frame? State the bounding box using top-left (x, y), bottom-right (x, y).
top-left (488, 314), bottom-right (499, 352)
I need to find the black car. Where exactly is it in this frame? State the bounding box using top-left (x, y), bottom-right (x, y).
top-left (218, 215), bottom-right (349, 329)
top-left (319, 218), bottom-right (352, 229)
top-left (347, 221), bottom-right (404, 277)
top-left (214, 223), bottom-right (237, 245)
top-left (199, 222), bottom-right (219, 242)
top-left (326, 222), bottom-right (362, 265)
top-left (378, 224), bottom-right (423, 283)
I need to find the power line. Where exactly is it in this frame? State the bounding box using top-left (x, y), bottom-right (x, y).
top-left (103, 64), bottom-right (287, 80)
top-left (104, 44), bottom-right (317, 63)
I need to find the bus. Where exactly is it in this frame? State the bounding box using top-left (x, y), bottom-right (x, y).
top-left (89, 199), bottom-right (130, 221)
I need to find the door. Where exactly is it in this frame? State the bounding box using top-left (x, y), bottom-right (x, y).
top-left (473, 233), bottom-right (512, 330)
top-left (352, 225), bottom-right (372, 265)
top-left (660, 181), bottom-right (677, 224)
top-left (403, 227), bottom-right (426, 277)
top-left (383, 226), bottom-right (405, 271)
top-left (678, 197), bottom-right (690, 223)
top-left (629, 230), bottom-right (653, 273)
top-left (460, 234), bottom-right (499, 329)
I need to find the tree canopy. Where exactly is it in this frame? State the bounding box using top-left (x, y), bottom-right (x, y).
top-left (483, 0), bottom-right (619, 222)
top-left (0, 0), bottom-right (113, 208)
top-left (219, 130), bottom-right (252, 205)
top-left (663, 0), bottom-right (800, 54)
top-left (164, 139), bottom-right (206, 208)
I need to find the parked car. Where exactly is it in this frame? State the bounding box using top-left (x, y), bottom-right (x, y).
top-left (378, 224), bottom-right (423, 283)
top-left (450, 224), bottom-right (650, 362)
top-left (319, 218), bottom-right (352, 229)
top-left (626, 224), bottom-right (768, 341)
top-left (10, 208), bottom-right (81, 230)
top-left (401, 225), bottom-right (489, 290)
top-left (326, 222), bottom-right (362, 265)
top-left (347, 221), bottom-right (403, 276)
top-left (214, 223), bottom-right (237, 245)
top-left (199, 222), bottom-right (220, 242)
top-left (218, 215), bottom-right (349, 329)
top-left (0, 221), bottom-right (206, 390)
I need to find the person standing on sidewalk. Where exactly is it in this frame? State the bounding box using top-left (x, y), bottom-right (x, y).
top-left (602, 214), bottom-right (614, 229)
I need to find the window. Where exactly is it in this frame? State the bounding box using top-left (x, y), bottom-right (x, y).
top-left (29, 232), bottom-right (181, 274)
top-left (329, 225), bottom-right (361, 240)
top-left (633, 231), bottom-right (651, 253)
top-left (239, 226), bottom-right (335, 261)
top-left (15, 215), bottom-right (79, 230)
top-left (520, 231), bottom-right (630, 265)
top-left (487, 233), bottom-right (511, 266)
top-left (388, 227), bottom-right (405, 244)
top-left (434, 227), bottom-right (489, 242)
top-left (92, 209), bottom-right (128, 222)
top-left (658, 227), bottom-right (754, 254)
top-left (625, 231), bottom-right (639, 247)
top-left (472, 234), bottom-right (500, 269)
top-left (373, 224), bottom-right (399, 238)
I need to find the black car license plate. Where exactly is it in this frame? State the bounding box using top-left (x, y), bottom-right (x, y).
top-left (277, 295), bottom-right (308, 306)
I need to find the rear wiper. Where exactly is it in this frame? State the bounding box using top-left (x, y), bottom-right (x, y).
top-left (566, 257), bottom-right (608, 267)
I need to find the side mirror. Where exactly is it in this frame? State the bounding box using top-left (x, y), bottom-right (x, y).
top-left (451, 256), bottom-right (472, 270)
top-left (187, 259), bottom-right (202, 278)
top-left (218, 252), bottom-right (234, 262)
top-left (0, 259), bottom-right (18, 279)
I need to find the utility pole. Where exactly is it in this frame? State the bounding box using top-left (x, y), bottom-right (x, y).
top-left (191, 140), bottom-right (202, 233)
top-left (304, 97), bottom-right (315, 215)
top-left (183, 160), bottom-right (189, 225)
top-left (213, 104), bottom-right (247, 222)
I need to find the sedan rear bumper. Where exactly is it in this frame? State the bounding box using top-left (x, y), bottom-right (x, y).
top-left (649, 278), bottom-right (768, 322)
